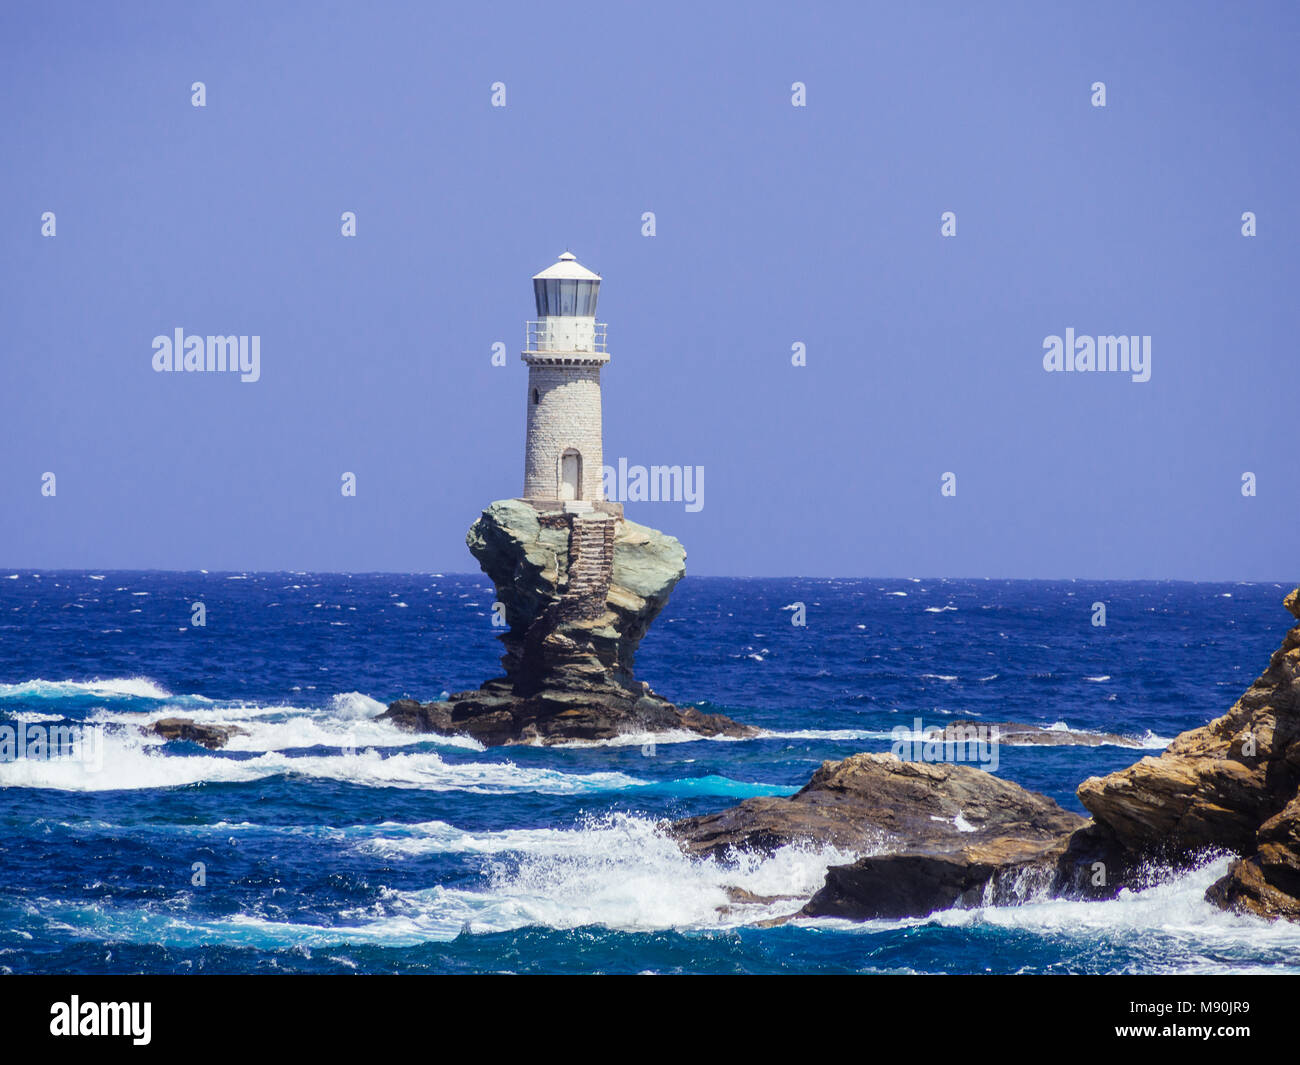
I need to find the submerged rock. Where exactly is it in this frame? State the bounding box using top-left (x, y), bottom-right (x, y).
top-left (672, 752), bottom-right (1085, 919)
top-left (939, 720), bottom-right (1143, 748)
top-left (381, 499), bottom-right (756, 746)
top-left (146, 717), bottom-right (247, 749)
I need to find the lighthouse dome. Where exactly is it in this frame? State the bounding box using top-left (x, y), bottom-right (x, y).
top-left (533, 252), bottom-right (601, 317)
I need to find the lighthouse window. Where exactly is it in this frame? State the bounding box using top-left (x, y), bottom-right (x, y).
top-left (532, 388), bottom-right (539, 405)
top-left (534, 278), bottom-right (599, 317)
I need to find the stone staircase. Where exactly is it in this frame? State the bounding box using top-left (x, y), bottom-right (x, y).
top-left (558, 514), bottom-right (615, 620)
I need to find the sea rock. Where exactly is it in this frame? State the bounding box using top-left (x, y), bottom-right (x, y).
top-left (1078, 587), bottom-right (1300, 859)
top-left (1205, 795), bottom-right (1300, 919)
top-left (673, 586), bottom-right (1300, 922)
top-left (146, 717), bottom-right (248, 750)
top-left (381, 499), bottom-right (756, 746)
top-left (939, 720), bottom-right (1142, 748)
top-left (1075, 586), bottom-right (1300, 918)
top-left (672, 752), bottom-right (1085, 919)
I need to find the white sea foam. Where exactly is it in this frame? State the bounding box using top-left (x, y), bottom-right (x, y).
top-left (758, 728), bottom-right (891, 742)
top-left (43, 814), bottom-right (868, 946)
top-left (218, 716), bottom-right (483, 754)
top-left (325, 691), bottom-right (388, 720)
top-left (0, 677), bottom-right (175, 701)
top-left (798, 856), bottom-right (1300, 972)
top-left (1040, 721), bottom-right (1170, 749)
top-left (0, 733), bottom-right (640, 794)
top-left (545, 729), bottom-right (705, 750)
top-left (71, 687), bottom-right (485, 753)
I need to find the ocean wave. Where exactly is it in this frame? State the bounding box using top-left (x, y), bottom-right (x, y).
top-left (0, 731), bottom-right (792, 797)
top-left (25, 815), bottom-right (864, 946)
top-left (0, 734), bottom-right (643, 794)
top-left (798, 856), bottom-right (1300, 971)
top-left (218, 716), bottom-right (483, 754)
top-left (544, 729), bottom-right (711, 750)
top-left (0, 677), bottom-right (176, 702)
top-left (758, 728), bottom-right (892, 742)
top-left (1038, 721), bottom-right (1170, 749)
top-left (83, 690), bottom-right (483, 754)
top-left (28, 681), bottom-right (489, 754)
top-left (326, 691), bottom-right (387, 719)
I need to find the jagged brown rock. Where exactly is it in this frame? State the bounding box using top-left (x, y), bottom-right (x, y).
top-left (672, 752), bottom-right (1085, 920)
top-left (1206, 794), bottom-right (1300, 919)
top-left (671, 587), bottom-right (1300, 922)
top-left (1077, 588), bottom-right (1300, 864)
top-left (381, 499), bottom-right (756, 746)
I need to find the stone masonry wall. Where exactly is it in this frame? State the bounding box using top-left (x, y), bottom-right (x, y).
top-left (523, 363), bottom-right (604, 502)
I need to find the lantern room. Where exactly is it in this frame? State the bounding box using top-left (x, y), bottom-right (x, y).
top-left (532, 251), bottom-right (601, 317)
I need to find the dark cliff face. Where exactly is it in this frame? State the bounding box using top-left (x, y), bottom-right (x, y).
top-left (380, 499), bottom-right (755, 746)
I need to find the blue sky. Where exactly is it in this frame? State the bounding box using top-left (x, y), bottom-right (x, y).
top-left (1, 1), bottom-right (1294, 578)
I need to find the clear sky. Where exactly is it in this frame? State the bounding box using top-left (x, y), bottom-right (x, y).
top-left (1, 1), bottom-right (1294, 579)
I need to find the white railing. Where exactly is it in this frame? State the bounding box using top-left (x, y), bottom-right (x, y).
top-left (525, 319), bottom-right (607, 354)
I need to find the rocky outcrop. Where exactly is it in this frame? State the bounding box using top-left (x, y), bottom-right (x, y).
top-left (146, 717), bottom-right (247, 749)
top-left (669, 587), bottom-right (1300, 922)
top-left (1075, 588), bottom-right (1300, 919)
top-left (672, 752), bottom-right (1085, 919)
top-left (381, 499), bottom-right (755, 746)
top-left (665, 586), bottom-right (1300, 923)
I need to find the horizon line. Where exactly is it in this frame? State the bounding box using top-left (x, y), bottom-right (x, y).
top-left (0, 568), bottom-right (1294, 585)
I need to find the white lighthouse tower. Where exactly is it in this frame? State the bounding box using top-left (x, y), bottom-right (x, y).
top-left (521, 252), bottom-right (609, 508)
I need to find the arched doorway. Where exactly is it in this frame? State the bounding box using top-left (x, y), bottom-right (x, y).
top-left (560, 450), bottom-right (582, 500)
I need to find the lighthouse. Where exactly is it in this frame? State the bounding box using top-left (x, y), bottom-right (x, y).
top-left (521, 252), bottom-right (608, 509)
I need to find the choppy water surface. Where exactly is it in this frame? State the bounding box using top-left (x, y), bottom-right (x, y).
top-left (0, 573), bottom-right (1293, 973)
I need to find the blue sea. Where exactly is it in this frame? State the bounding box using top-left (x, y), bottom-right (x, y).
top-left (1, 572), bottom-right (1296, 974)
